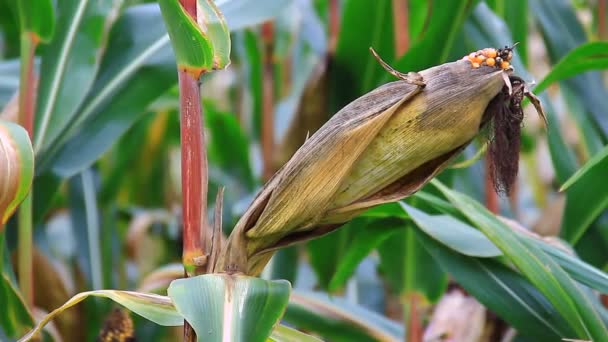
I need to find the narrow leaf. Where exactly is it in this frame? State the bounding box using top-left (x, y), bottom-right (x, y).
top-left (20, 290), bottom-right (182, 341)
top-left (328, 219), bottom-right (401, 292)
top-left (269, 324), bottom-right (322, 342)
top-left (378, 225), bottom-right (447, 302)
top-left (402, 203), bottom-right (502, 257)
top-left (41, 0), bottom-right (293, 176)
top-left (561, 145), bottom-right (608, 244)
top-left (34, 0), bottom-right (120, 153)
top-left (418, 231), bottom-right (572, 341)
top-left (405, 198), bottom-right (608, 295)
top-left (285, 291), bottom-right (404, 342)
top-left (535, 42), bottom-right (608, 94)
top-left (560, 144), bottom-right (608, 191)
top-left (433, 180), bottom-right (608, 340)
top-left (0, 273), bottom-right (34, 339)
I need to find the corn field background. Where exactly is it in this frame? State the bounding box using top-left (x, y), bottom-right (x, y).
top-left (0, 0), bottom-right (607, 341)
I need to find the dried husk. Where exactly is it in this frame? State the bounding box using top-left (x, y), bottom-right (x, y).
top-left (218, 60), bottom-right (509, 275)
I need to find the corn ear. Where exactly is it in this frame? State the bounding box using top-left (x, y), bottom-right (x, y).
top-left (0, 120), bottom-right (34, 227)
top-left (218, 59), bottom-right (508, 275)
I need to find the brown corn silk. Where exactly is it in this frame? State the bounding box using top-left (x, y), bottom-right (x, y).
top-left (217, 60), bottom-right (509, 275)
top-left (487, 76), bottom-right (527, 195)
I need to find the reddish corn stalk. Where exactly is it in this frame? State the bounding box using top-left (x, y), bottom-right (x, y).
top-left (328, 0), bottom-right (340, 54)
top-left (261, 22), bottom-right (275, 181)
top-left (392, 0), bottom-right (409, 57)
top-left (176, 1), bottom-right (207, 341)
top-left (179, 72), bottom-right (208, 276)
top-left (599, 0), bottom-right (607, 40)
top-left (405, 294), bottom-right (422, 342)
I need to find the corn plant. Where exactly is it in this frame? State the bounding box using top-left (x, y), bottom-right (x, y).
top-left (1, 0), bottom-right (607, 341)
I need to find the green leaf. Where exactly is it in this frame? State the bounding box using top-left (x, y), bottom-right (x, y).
top-left (307, 223), bottom-right (351, 290)
top-left (417, 231), bottom-right (572, 341)
top-left (16, 0), bottom-right (55, 42)
top-left (0, 120), bottom-right (34, 225)
top-left (561, 145), bottom-right (608, 244)
top-left (43, 1), bottom-right (292, 177)
top-left (561, 144), bottom-right (608, 191)
top-left (158, 0), bottom-right (230, 74)
top-left (545, 247), bottom-right (608, 295)
top-left (534, 42), bottom-right (608, 95)
top-left (334, 0), bottom-right (394, 96)
top-left (19, 290), bottom-right (183, 341)
top-left (206, 102), bottom-right (255, 190)
top-left (327, 218), bottom-right (401, 292)
top-left (410, 196), bottom-right (608, 293)
top-left (360, 202), bottom-right (408, 219)
top-left (33, 0), bottom-right (120, 154)
top-left (236, 30), bottom-right (263, 139)
top-left (392, 0), bottom-right (479, 73)
top-left (168, 274), bottom-right (291, 342)
top-left (377, 224), bottom-right (447, 302)
top-left (285, 291), bottom-right (404, 342)
top-left (269, 324), bottom-right (322, 342)
top-left (39, 4), bottom-right (176, 177)
top-left (433, 180), bottom-right (608, 340)
top-left (0, 272), bottom-right (34, 339)
top-left (402, 203), bottom-right (502, 258)
top-left (530, 0), bottom-right (608, 136)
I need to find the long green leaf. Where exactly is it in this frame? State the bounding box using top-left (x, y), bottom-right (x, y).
top-left (19, 290), bottom-right (183, 341)
top-left (0, 120), bottom-right (34, 225)
top-left (43, 1), bottom-right (292, 177)
top-left (0, 272), bottom-right (33, 339)
top-left (377, 224), bottom-right (447, 302)
top-left (285, 291), bottom-right (403, 342)
top-left (328, 218), bottom-right (401, 292)
top-left (206, 102), bottom-right (255, 190)
top-left (307, 223), bottom-right (351, 290)
top-left (402, 203), bottom-right (501, 257)
top-left (433, 181), bottom-right (608, 341)
top-left (334, 0), bottom-right (394, 96)
top-left (392, 0), bottom-right (479, 73)
top-left (530, 0), bottom-right (608, 136)
top-left (34, 0), bottom-right (120, 153)
top-left (168, 274), bottom-right (291, 342)
top-left (269, 325), bottom-right (322, 342)
top-left (404, 198), bottom-right (608, 294)
top-left (417, 231), bottom-right (572, 341)
top-left (534, 42), bottom-right (608, 94)
top-left (561, 144), bottom-right (608, 191)
top-left (561, 144), bottom-right (608, 244)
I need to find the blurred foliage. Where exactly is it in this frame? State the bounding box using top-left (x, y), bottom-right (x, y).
top-left (1, 0), bottom-right (607, 341)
